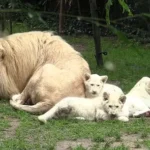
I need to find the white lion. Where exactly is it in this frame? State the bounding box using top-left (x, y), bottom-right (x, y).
top-left (122, 77), bottom-right (150, 117)
top-left (38, 91), bottom-right (127, 123)
top-left (6, 31), bottom-right (90, 114)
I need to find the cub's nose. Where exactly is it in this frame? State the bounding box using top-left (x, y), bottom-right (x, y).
top-left (110, 114), bottom-right (117, 119)
top-left (92, 91), bottom-right (97, 95)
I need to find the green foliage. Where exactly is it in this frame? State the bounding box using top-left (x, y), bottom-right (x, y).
top-left (105, 0), bottom-right (132, 25)
top-left (118, 0), bottom-right (132, 15)
top-left (105, 0), bottom-right (113, 25)
top-left (108, 25), bottom-right (128, 42)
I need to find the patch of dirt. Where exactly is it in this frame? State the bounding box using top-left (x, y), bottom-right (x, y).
top-left (111, 134), bottom-right (148, 150)
top-left (72, 44), bottom-right (86, 52)
top-left (3, 118), bottom-right (20, 139)
top-left (56, 134), bottom-right (149, 150)
top-left (56, 139), bottom-right (93, 150)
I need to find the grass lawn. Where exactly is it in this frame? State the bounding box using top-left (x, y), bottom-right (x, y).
top-left (0, 35), bottom-right (150, 150)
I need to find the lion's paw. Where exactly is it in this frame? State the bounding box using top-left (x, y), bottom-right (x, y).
top-left (38, 116), bottom-right (47, 124)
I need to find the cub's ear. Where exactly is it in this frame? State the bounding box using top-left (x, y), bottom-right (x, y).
top-left (85, 73), bottom-right (91, 81)
top-left (119, 95), bottom-right (126, 104)
top-left (101, 75), bottom-right (108, 83)
top-left (103, 92), bottom-right (109, 101)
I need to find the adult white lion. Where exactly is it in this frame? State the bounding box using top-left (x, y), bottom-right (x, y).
top-left (0, 31), bottom-right (90, 113)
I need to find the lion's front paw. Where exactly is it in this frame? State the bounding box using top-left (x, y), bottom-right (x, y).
top-left (38, 115), bottom-right (47, 124)
top-left (75, 117), bottom-right (86, 120)
top-left (118, 116), bottom-right (129, 122)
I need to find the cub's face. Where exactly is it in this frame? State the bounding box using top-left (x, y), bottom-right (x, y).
top-left (102, 92), bottom-right (126, 118)
top-left (84, 74), bottom-right (108, 97)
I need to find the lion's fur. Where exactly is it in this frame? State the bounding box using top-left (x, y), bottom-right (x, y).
top-left (0, 31), bottom-right (90, 113)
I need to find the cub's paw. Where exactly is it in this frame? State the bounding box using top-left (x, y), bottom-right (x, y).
top-left (75, 117), bottom-right (85, 120)
top-left (118, 116), bottom-right (129, 122)
top-left (38, 116), bottom-right (47, 124)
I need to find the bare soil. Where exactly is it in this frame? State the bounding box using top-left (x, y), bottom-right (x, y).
top-left (56, 134), bottom-right (149, 150)
top-left (3, 117), bottom-right (20, 139)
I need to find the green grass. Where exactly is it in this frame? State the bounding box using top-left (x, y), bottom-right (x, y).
top-left (0, 33), bottom-right (150, 149)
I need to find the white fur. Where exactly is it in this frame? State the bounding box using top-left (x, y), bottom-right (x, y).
top-left (84, 73), bottom-right (123, 97)
top-left (38, 96), bottom-right (103, 123)
top-left (127, 77), bottom-right (150, 107)
top-left (102, 84), bottom-right (123, 95)
top-left (38, 90), bottom-right (127, 123)
top-left (119, 77), bottom-right (150, 118)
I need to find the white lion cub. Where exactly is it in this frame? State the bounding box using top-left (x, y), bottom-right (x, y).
top-left (84, 74), bottom-right (108, 98)
top-left (38, 91), bottom-right (126, 123)
top-left (84, 73), bottom-right (123, 98)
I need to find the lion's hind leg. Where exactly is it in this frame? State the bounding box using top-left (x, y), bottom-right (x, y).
top-left (38, 100), bottom-right (72, 123)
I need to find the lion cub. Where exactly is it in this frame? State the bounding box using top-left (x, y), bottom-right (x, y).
top-left (84, 74), bottom-right (108, 98)
top-left (84, 73), bottom-right (123, 98)
top-left (38, 74), bottom-right (127, 123)
top-left (38, 91), bottom-right (126, 123)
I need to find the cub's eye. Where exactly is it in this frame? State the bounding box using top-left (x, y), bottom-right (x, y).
top-left (109, 105), bottom-right (112, 108)
top-left (91, 84), bottom-right (94, 86)
top-left (116, 106), bottom-right (119, 108)
top-left (104, 97), bottom-right (108, 101)
top-left (97, 85), bottom-right (100, 87)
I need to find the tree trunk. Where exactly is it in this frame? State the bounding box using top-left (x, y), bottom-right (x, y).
top-left (9, 13), bottom-right (12, 34)
top-left (89, 0), bottom-right (103, 66)
top-left (1, 13), bottom-right (5, 32)
top-left (59, 0), bottom-right (65, 34)
top-left (77, 0), bottom-right (81, 15)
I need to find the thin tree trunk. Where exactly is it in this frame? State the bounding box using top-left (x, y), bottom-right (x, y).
top-left (2, 13), bottom-right (5, 32)
top-left (77, 0), bottom-right (81, 15)
top-left (147, 0), bottom-right (150, 32)
top-left (89, 0), bottom-right (103, 66)
top-left (59, 0), bottom-right (64, 34)
top-left (9, 13), bottom-right (12, 34)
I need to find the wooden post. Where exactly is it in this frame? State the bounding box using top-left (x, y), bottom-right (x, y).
top-left (89, 0), bottom-right (103, 66)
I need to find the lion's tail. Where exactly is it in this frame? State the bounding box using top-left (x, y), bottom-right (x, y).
top-left (10, 100), bottom-right (52, 114)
